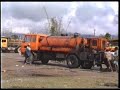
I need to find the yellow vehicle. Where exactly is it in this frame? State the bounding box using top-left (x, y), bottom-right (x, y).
top-left (1, 36), bottom-right (8, 52)
top-left (1, 36), bottom-right (22, 53)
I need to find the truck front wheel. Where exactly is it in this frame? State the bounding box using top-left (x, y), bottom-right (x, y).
top-left (66, 54), bottom-right (80, 68)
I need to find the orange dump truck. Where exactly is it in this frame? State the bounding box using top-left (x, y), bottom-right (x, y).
top-left (20, 33), bottom-right (108, 69)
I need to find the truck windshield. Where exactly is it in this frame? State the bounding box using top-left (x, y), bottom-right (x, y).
top-left (31, 36), bottom-right (36, 42)
top-left (24, 35), bottom-right (36, 42)
top-left (24, 36), bottom-right (31, 42)
top-left (92, 40), bottom-right (97, 46)
top-left (2, 40), bottom-right (6, 42)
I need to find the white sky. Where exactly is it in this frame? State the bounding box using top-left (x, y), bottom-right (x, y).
top-left (1, 2), bottom-right (118, 35)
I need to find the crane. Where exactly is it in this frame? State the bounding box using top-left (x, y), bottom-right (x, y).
top-left (43, 6), bottom-right (50, 30)
top-left (65, 18), bottom-right (72, 33)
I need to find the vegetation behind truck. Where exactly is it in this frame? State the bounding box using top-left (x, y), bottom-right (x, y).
top-left (20, 34), bottom-right (108, 69)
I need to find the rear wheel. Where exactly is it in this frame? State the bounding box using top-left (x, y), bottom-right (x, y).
top-left (80, 61), bottom-right (93, 69)
top-left (66, 54), bottom-right (80, 68)
top-left (41, 59), bottom-right (49, 64)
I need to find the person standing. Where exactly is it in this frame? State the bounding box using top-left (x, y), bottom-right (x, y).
top-left (105, 50), bottom-right (114, 72)
top-left (24, 43), bottom-right (32, 64)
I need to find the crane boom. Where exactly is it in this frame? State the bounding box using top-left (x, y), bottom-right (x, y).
top-left (66, 18), bottom-right (72, 33)
top-left (43, 6), bottom-right (50, 30)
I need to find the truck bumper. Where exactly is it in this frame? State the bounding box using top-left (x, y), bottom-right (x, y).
top-left (2, 47), bottom-right (7, 50)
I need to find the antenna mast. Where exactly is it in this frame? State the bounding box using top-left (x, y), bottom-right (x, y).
top-left (94, 28), bottom-right (96, 37)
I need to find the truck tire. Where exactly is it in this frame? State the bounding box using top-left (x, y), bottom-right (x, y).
top-left (41, 59), bottom-right (49, 64)
top-left (80, 61), bottom-right (93, 69)
top-left (14, 46), bottom-right (21, 53)
top-left (66, 54), bottom-right (80, 68)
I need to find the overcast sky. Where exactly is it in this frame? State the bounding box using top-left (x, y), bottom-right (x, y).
top-left (1, 2), bottom-right (118, 35)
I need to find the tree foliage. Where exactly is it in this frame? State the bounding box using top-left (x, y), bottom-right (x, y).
top-left (50, 17), bottom-right (64, 36)
top-left (104, 33), bottom-right (111, 40)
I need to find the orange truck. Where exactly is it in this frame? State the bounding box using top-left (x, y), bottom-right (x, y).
top-left (20, 33), bottom-right (108, 69)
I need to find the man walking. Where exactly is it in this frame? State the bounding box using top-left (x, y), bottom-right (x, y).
top-left (24, 43), bottom-right (32, 64)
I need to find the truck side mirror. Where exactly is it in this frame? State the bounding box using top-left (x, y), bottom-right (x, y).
top-left (39, 37), bottom-right (44, 42)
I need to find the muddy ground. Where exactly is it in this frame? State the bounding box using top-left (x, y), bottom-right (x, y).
top-left (1, 53), bottom-right (119, 88)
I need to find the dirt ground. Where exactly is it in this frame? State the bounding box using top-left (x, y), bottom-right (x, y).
top-left (1, 53), bottom-right (119, 88)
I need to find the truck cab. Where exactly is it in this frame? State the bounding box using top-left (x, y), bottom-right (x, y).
top-left (86, 37), bottom-right (107, 51)
top-left (20, 34), bottom-right (48, 55)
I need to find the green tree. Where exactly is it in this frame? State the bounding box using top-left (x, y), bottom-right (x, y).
top-left (104, 33), bottom-right (111, 40)
top-left (50, 18), bottom-right (57, 36)
top-left (50, 17), bottom-right (64, 36)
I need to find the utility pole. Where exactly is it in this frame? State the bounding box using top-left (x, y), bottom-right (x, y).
top-left (94, 29), bottom-right (96, 37)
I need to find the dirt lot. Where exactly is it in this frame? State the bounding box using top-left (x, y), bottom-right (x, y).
top-left (1, 53), bottom-right (118, 88)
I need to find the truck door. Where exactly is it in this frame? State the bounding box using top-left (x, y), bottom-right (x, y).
top-left (91, 39), bottom-right (98, 50)
top-left (30, 35), bottom-right (37, 50)
top-left (101, 40), bottom-right (106, 51)
top-left (20, 35), bottom-right (31, 54)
